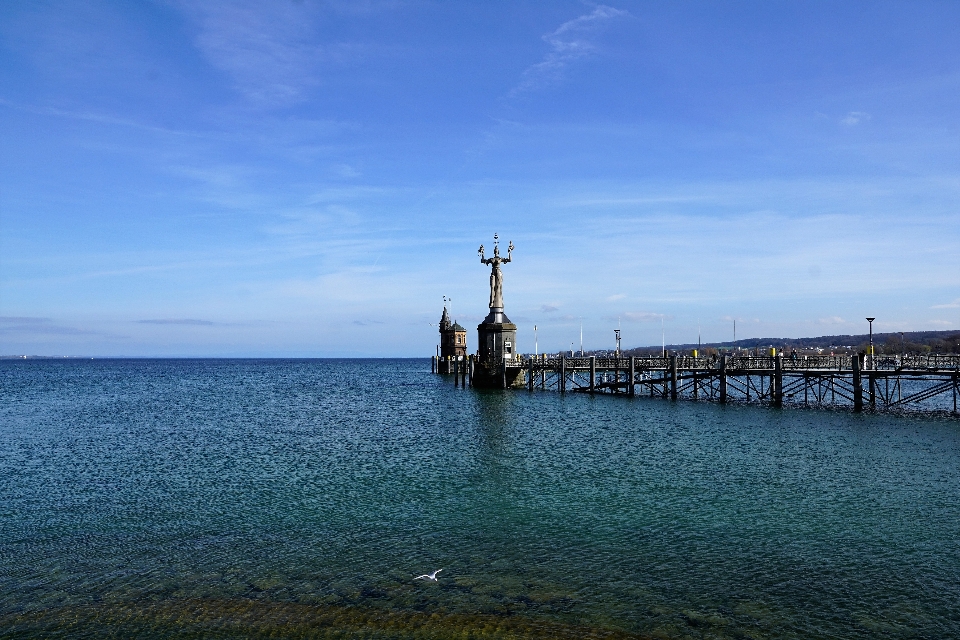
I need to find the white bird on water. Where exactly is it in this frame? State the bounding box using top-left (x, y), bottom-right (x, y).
top-left (413, 569), bottom-right (442, 582)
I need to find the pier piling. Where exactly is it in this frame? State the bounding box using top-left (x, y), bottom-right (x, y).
top-left (719, 355), bottom-right (727, 403)
top-left (774, 354), bottom-right (783, 407)
top-left (670, 355), bottom-right (678, 401)
top-left (853, 354), bottom-right (863, 412)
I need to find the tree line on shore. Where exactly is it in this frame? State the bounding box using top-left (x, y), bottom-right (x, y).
top-left (602, 330), bottom-right (960, 357)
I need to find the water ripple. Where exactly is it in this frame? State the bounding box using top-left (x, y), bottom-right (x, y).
top-left (1, 359), bottom-right (958, 639)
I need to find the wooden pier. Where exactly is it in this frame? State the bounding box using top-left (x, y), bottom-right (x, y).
top-left (436, 236), bottom-right (957, 414)
top-left (435, 353), bottom-right (960, 414)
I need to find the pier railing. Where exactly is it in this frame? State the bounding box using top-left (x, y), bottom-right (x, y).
top-left (517, 354), bottom-right (960, 372)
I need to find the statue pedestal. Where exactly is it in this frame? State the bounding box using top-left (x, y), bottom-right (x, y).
top-left (474, 308), bottom-right (523, 389)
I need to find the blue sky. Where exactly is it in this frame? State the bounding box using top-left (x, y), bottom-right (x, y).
top-left (1, 1), bottom-right (959, 356)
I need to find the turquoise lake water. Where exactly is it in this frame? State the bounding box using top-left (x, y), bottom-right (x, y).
top-left (1, 359), bottom-right (958, 639)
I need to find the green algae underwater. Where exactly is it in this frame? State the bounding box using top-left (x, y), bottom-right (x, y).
top-left (2, 598), bottom-right (660, 639)
top-left (2, 359), bottom-right (959, 639)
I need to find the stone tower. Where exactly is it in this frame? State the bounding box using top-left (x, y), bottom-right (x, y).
top-left (439, 305), bottom-right (467, 361)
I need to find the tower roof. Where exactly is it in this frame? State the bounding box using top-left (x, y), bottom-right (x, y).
top-left (451, 322), bottom-right (465, 332)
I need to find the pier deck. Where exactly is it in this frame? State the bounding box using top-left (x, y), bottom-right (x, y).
top-left (437, 353), bottom-right (960, 414)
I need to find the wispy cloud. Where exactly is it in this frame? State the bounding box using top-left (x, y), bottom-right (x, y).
top-left (0, 316), bottom-right (50, 324)
top-left (932, 298), bottom-right (960, 309)
top-left (136, 319), bottom-right (216, 326)
top-left (0, 316), bottom-right (98, 336)
top-left (619, 311), bottom-right (670, 323)
top-left (178, 1), bottom-right (351, 106)
top-left (333, 163), bottom-right (362, 179)
top-left (540, 303), bottom-right (559, 312)
top-left (0, 98), bottom-right (203, 137)
top-left (840, 111), bottom-right (870, 126)
top-left (606, 293), bottom-right (626, 301)
top-left (817, 316), bottom-right (847, 325)
top-left (511, 5), bottom-right (629, 95)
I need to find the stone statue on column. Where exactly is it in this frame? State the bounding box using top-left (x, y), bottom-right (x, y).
top-left (478, 234), bottom-right (513, 310)
top-left (475, 233), bottom-right (520, 387)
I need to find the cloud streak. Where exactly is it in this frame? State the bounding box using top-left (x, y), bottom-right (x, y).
top-left (136, 319), bottom-right (216, 326)
top-left (178, 1), bottom-right (345, 107)
top-left (841, 111), bottom-right (870, 125)
top-left (511, 5), bottom-right (629, 95)
top-left (932, 298), bottom-right (960, 309)
top-left (0, 317), bottom-right (99, 336)
top-left (618, 312), bottom-right (671, 323)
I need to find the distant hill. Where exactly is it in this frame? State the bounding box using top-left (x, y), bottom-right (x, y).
top-left (609, 330), bottom-right (960, 356)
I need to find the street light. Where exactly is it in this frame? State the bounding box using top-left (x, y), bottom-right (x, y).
top-left (534, 324), bottom-right (538, 356)
top-left (661, 316), bottom-right (665, 357)
top-left (866, 317), bottom-right (875, 369)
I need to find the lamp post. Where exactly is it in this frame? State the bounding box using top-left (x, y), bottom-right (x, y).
top-left (866, 317), bottom-right (875, 369)
top-left (614, 329), bottom-right (621, 357)
top-left (534, 325), bottom-right (538, 356)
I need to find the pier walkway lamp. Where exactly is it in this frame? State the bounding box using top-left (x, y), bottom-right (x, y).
top-left (661, 316), bottom-right (665, 357)
top-left (866, 317), bottom-right (875, 368)
top-left (614, 329), bottom-right (621, 356)
top-left (534, 324), bottom-right (538, 356)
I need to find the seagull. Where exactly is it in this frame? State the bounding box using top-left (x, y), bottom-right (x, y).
top-left (413, 569), bottom-right (442, 582)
